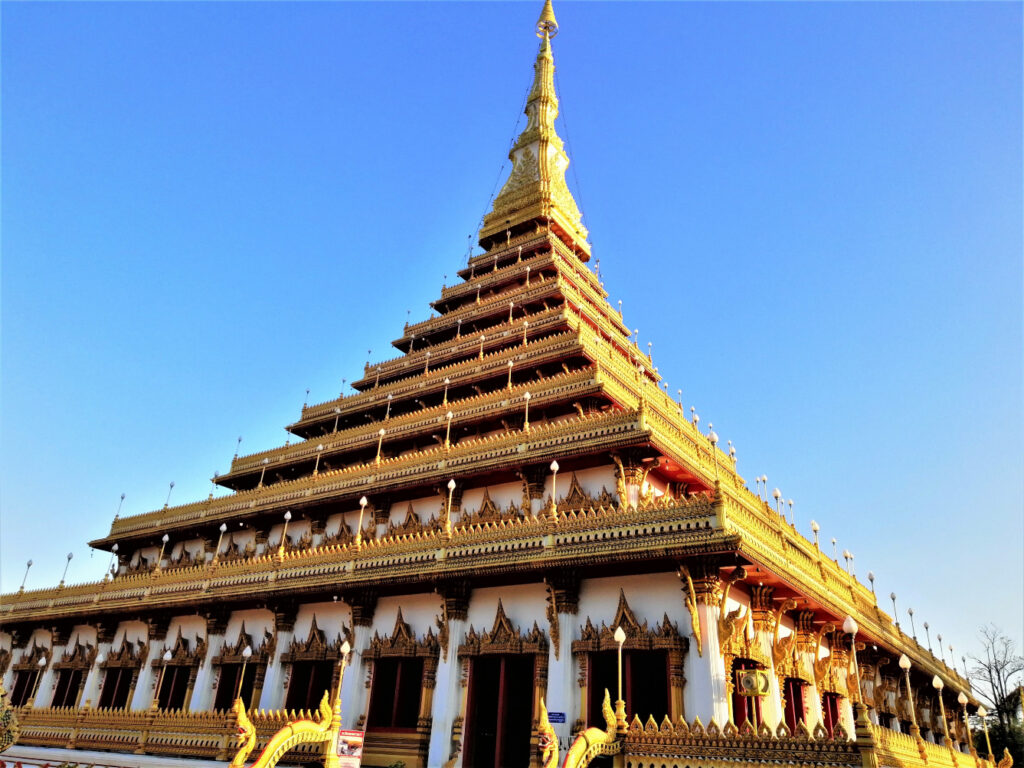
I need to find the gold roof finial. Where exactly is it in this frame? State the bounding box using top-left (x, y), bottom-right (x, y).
top-left (480, 0), bottom-right (589, 259)
top-left (537, 0), bottom-right (558, 39)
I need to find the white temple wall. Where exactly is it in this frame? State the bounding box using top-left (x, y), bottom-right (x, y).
top-left (465, 583), bottom-right (547, 632)
top-left (224, 529), bottom-right (255, 556)
top-left (0, 631), bottom-right (13, 691)
top-left (577, 572), bottom-right (680, 629)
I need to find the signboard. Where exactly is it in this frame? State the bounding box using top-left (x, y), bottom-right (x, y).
top-left (336, 728), bottom-right (364, 768)
top-left (548, 711), bottom-right (566, 724)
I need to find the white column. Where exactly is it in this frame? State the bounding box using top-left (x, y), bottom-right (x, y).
top-left (190, 637), bottom-right (219, 712)
top-left (427, 616), bottom-right (467, 768)
top-left (34, 661), bottom-right (57, 707)
top-left (259, 630), bottom-right (292, 711)
top-left (131, 643), bottom-right (162, 710)
top-left (542, 612), bottom-right (577, 748)
top-left (341, 624), bottom-right (369, 730)
top-left (80, 641), bottom-right (112, 708)
top-left (684, 600), bottom-right (729, 725)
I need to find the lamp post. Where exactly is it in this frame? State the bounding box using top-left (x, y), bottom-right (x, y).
top-left (868, 571), bottom-right (876, 602)
top-left (507, 360), bottom-right (514, 390)
top-left (424, 350), bottom-right (432, 374)
top-left (976, 705), bottom-right (993, 759)
top-left (385, 393), bottom-right (393, 420)
top-left (28, 655), bottom-right (47, 707)
top-left (106, 544), bottom-right (119, 580)
top-left (356, 496), bottom-right (368, 550)
top-left (155, 535), bottom-right (169, 572)
top-left (924, 622), bottom-right (932, 652)
top-left (810, 520), bottom-right (820, 549)
top-left (958, 691), bottom-right (975, 756)
top-left (522, 320), bottom-right (529, 347)
top-left (709, 430), bottom-right (719, 481)
top-left (19, 559), bottom-right (33, 593)
top-left (523, 391), bottom-right (532, 431)
top-left (153, 649), bottom-right (173, 710)
top-left (333, 407), bottom-right (342, 432)
top-left (772, 487), bottom-right (782, 514)
top-left (908, 608), bottom-right (917, 640)
top-left (844, 616), bottom-right (862, 706)
top-left (613, 625), bottom-right (627, 734)
top-left (59, 551), bottom-right (74, 587)
top-left (938, 634), bottom-right (945, 663)
top-left (899, 654), bottom-right (922, 741)
top-left (313, 444), bottom-right (325, 475)
top-left (549, 460), bottom-right (559, 520)
top-left (445, 412), bottom-right (453, 449)
top-left (933, 675), bottom-right (952, 748)
top-left (214, 523), bottom-right (228, 563)
top-left (258, 458), bottom-right (270, 487)
top-left (787, 499), bottom-right (794, 525)
top-left (236, 646), bottom-right (253, 704)
top-left (479, 334), bottom-right (486, 359)
top-left (375, 428), bottom-right (386, 464)
top-left (891, 593), bottom-right (899, 629)
top-left (278, 511), bottom-right (292, 556)
top-left (442, 378), bottom-right (450, 406)
top-left (445, 479), bottom-right (456, 538)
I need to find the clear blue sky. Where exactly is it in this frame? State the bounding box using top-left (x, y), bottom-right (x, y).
top-left (2, 2), bottom-right (1020, 666)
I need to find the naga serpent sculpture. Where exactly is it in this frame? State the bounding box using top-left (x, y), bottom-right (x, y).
top-left (561, 689), bottom-right (619, 768)
top-left (230, 690), bottom-right (337, 768)
top-left (538, 698), bottom-right (559, 768)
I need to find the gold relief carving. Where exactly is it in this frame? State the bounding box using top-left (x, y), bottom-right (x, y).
top-left (544, 583), bottom-right (560, 660)
top-left (717, 567), bottom-right (749, 651)
top-left (676, 565), bottom-right (703, 657)
top-left (458, 600), bottom-right (548, 657)
top-left (496, 147), bottom-right (539, 199)
top-left (279, 615), bottom-right (351, 664)
top-left (771, 598), bottom-right (798, 668)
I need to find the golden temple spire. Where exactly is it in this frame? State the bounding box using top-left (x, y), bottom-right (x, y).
top-left (479, 0), bottom-right (589, 259)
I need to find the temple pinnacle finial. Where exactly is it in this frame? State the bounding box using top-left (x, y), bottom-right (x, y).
top-left (537, 0), bottom-right (558, 39)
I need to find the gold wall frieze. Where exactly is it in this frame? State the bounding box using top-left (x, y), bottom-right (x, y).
top-left (2, 495), bottom-right (731, 627)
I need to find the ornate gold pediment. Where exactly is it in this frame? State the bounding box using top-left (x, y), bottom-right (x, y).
top-left (366, 608), bottom-right (439, 659)
top-left (460, 489), bottom-right (522, 527)
top-left (151, 627), bottom-right (206, 668)
top-left (101, 635), bottom-right (147, 669)
top-left (213, 622), bottom-right (275, 665)
top-left (280, 614), bottom-right (351, 663)
top-left (459, 600), bottom-right (547, 656)
top-left (53, 637), bottom-right (96, 670)
top-left (572, 589), bottom-right (686, 655)
top-left (12, 641), bottom-right (49, 672)
top-left (555, 473), bottom-right (615, 513)
top-left (387, 504), bottom-right (427, 536)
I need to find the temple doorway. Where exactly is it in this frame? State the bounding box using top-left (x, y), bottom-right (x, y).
top-left (464, 654), bottom-right (534, 768)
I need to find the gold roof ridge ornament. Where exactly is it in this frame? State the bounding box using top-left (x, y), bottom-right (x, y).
top-left (479, 0), bottom-right (590, 260)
